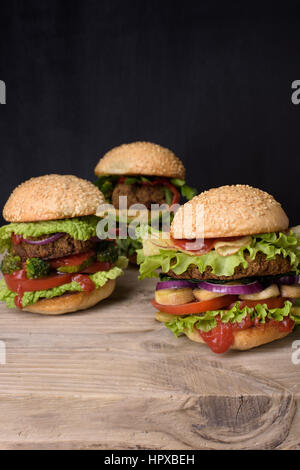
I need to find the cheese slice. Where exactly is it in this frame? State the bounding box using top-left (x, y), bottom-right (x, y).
top-left (214, 236), bottom-right (252, 256)
top-left (142, 233), bottom-right (252, 257)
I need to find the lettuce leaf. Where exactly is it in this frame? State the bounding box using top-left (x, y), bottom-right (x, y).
top-left (94, 175), bottom-right (120, 202)
top-left (0, 263), bottom-right (125, 309)
top-left (164, 300), bottom-right (298, 337)
top-left (0, 216), bottom-right (100, 253)
top-left (138, 230), bottom-right (300, 279)
top-left (116, 238), bottom-right (143, 257)
top-left (95, 175), bottom-right (197, 203)
top-left (169, 179), bottom-right (197, 200)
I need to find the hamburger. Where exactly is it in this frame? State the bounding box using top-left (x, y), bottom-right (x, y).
top-left (138, 185), bottom-right (300, 353)
top-left (0, 175), bottom-right (127, 314)
top-left (94, 141), bottom-right (196, 263)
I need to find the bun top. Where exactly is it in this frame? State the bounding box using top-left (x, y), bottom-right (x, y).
top-left (171, 185), bottom-right (289, 239)
top-left (95, 141), bottom-right (186, 179)
top-left (3, 174), bottom-right (106, 222)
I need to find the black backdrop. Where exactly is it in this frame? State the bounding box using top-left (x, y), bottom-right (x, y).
top-left (0, 1), bottom-right (299, 225)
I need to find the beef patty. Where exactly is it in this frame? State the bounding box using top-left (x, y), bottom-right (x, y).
top-left (12, 234), bottom-right (96, 260)
top-left (167, 253), bottom-right (293, 281)
top-left (112, 183), bottom-right (166, 209)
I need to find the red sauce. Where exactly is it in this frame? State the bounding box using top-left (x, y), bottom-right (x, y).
top-left (231, 314), bottom-right (254, 331)
top-left (15, 289), bottom-right (24, 309)
top-left (11, 233), bottom-right (23, 245)
top-left (198, 314), bottom-right (295, 354)
top-left (200, 322), bottom-right (235, 354)
top-left (269, 317), bottom-right (295, 333)
top-left (71, 274), bottom-right (95, 294)
top-left (5, 270), bottom-right (95, 309)
top-left (9, 270), bottom-right (26, 309)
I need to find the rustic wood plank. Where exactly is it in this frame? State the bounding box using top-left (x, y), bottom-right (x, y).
top-left (0, 266), bottom-right (299, 449)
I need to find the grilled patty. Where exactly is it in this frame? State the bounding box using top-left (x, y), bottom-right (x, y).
top-left (167, 253), bottom-right (293, 281)
top-left (112, 183), bottom-right (166, 209)
top-left (12, 234), bottom-right (96, 261)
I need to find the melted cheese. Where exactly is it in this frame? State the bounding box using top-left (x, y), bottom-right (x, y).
top-left (214, 236), bottom-right (251, 256)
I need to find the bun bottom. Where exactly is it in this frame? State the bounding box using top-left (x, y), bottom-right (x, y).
top-left (185, 323), bottom-right (291, 351)
top-left (23, 279), bottom-right (116, 315)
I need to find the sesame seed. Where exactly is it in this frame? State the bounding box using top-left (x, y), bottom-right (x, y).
top-left (94, 141), bottom-right (186, 179)
top-left (171, 184), bottom-right (289, 239)
top-left (3, 174), bottom-right (105, 222)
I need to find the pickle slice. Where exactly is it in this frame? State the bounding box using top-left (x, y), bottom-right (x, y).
top-left (57, 257), bottom-right (94, 273)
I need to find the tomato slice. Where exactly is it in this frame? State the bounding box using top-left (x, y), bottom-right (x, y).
top-left (50, 251), bottom-right (95, 269)
top-left (171, 235), bottom-right (245, 255)
top-left (79, 261), bottom-right (113, 273)
top-left (235, 297), bottom-right (287, 310)
top-left (158, 179), bottom-right (180, 205)
top-left (151, 294), bottom-right (238, 315)
top-left (4, 270), bottom-right (72, 293)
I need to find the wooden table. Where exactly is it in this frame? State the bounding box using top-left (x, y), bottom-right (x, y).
top-left (0, 266), bottom-right (299, 450)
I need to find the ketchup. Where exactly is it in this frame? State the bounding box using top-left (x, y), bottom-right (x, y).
top-left (71, 274), bottom-right (95, 294)
top-left (5, 269), bottom-right (96, 309)
top-left (10, 270), bottom-right (27, 309)
top-left (15, 289), bottom-right (25, 309)
top-left (11, 233), bottom-right (23, 245)
top-left (200, 322), bottom-right (235, 354)
top-left (198, 314), bottom-right (295, 354)
top-left (269, 317), bottom-right (295, 333)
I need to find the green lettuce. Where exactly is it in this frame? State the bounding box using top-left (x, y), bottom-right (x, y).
top-left (164, 300), bottom-right (299, 337)
top-left (94, 175), bottom-right (120, 202)
top-left (0, 216), bottom-right (100, 253)
top-left (170, 178), bottom-right (197, 201)
top-left (116, 238), bottom-right (143, 257)
top-left (0, 260), bottom-right (127, 309)
top-left (95, 175), bottom-right (197, 203)
top-left (138, 231), bottom-right (300, 279)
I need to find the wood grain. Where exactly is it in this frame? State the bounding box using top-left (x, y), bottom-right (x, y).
top-left (0, 266), bottom-right (299, 450)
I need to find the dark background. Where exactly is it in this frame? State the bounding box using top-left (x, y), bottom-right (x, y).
top-left (0, 0), bottom-right (299, 224)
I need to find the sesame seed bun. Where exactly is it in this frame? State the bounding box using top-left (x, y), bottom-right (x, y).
top-left (23, 279), bottom-right (116, 315)
top-left (3, 175), bottom-right (106, 223)
top-left (94, 141), bottom-right (186, 179)
top-left (185, 323), bottom-right (291, 351)
top-left (171, 185), bottom-right (289, 239)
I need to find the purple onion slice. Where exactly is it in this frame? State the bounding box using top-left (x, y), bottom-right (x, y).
top-left (156, 280), bottom-right (193, 290)
top-left (23, 233), bottom-right (65, 246)
top-left (197, 281), bottom-right (263, 295)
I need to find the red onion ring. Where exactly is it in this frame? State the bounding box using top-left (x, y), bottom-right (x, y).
top-left (197, 281), bottom-right (263, 295)
top-left (23, 233), bottom-right (65, 246)
top-left (89, 236), bottom-right (101, 242)
top-left (156, 280), bottom-right (194, 290)
top-left (276, 275), bottom-right (300, 285)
